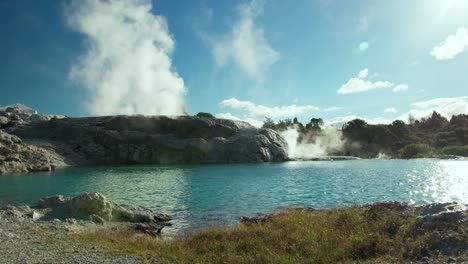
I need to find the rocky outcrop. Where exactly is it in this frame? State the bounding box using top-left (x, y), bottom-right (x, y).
top-left (8, 115), bottom-right (288, 166)
top-left (0, 131), bottom-right (59, 174)
top-left (0, 105), bottom-right (65, 128)
top-left (36, 192), bottom-right (172, 225)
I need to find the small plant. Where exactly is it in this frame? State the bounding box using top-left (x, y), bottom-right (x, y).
top-left (69, 205), bottom-right (463, 263)
top-left (196, 112), bottom-right (215, 118)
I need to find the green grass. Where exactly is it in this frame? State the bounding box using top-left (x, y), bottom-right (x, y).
top-left (66, 205), bottom-right (466, 263)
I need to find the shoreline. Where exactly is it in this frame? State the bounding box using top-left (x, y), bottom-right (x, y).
top-left (1, 192), bottom-right (467, 263)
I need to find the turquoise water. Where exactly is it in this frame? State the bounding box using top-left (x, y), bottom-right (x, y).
top-left (0, 160), bottom-right (467, 233)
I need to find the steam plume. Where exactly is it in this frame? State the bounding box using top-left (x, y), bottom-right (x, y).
top-left (68, 0), bottom-right (185, 116)
top-left (280, 126), bottom-right (346, 158)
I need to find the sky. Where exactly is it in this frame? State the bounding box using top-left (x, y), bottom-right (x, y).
top-left (0, 0), bottom-right (467, 126)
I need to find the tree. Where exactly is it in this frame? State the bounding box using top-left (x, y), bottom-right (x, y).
top-left (399, 144), bottom-right (433, 159)
top-left (408, 114), bottom-right (416, 125)
top-left (306, 118), bottom-right (323, 129)
top-left (262, 117), bottom-right (275, 129)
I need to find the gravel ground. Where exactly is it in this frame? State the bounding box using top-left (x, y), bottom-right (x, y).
top-left (0, 208), bottom-right (142, 264)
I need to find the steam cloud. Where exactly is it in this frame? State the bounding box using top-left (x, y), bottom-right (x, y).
top-left (280, 126), bottom-right (346, 159)
top-left (68, 0), bottom-right (185, 116)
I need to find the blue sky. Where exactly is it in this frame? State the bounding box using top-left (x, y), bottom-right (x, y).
top-left (0, 0), bottom-right (467, 126)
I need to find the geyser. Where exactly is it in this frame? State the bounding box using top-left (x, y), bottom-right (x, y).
top-left (280, 125), bottom-right (346, 159)
top-left (68, 0), bottom-right (186, 116)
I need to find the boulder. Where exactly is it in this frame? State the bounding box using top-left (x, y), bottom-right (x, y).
top-left (37, 195), bottom-right (69, 208)
top-left (0, 116), bottom-right (8, 128)
top-left (113, 205), bottom-right (172, 223)
top-left (68, 192), bottom-right (113, 221)
top-left (35, 192), bottom-right (172, 225)
top-left (416, 203), bottom-right (467, 231)
top-left (30, 211), bottom-right (41, 221)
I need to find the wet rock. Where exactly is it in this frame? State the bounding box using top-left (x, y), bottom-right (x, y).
top-left (37, 195), bottom-right (69, 208)
top-left (240, 214), bottom-right (273, 225)
top-left (113, 204), bottom-right (172, 223)
top-left (133, 223), bottom-right (165, 237)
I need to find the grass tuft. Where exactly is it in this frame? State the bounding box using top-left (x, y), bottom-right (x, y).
top-left (69, 206), bottom-right (466, 263)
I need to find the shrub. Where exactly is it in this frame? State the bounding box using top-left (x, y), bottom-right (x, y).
top-left (399, 144), bottom-right (433, 159)
top-left (196, 112), bottom-right (215, 118)
top-left (437, 145), bottom-right (468, 157)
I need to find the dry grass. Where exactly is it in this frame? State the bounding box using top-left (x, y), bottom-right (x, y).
top-left (70, 206), bottom-right (460, 263)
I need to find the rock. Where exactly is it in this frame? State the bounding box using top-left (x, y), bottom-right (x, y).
top-left (30, 211), bottom-right (41, 221)
top-left (37, 195), bottom-right (69, 208)
top-left (240, 214), bottom-right (273, 225)
top-left (0, 130), bottom-right (22, 144)
top-left (68, 193), bottom-right (113, 221)
top-left (113, 204), bottom-right (172, 223)
top-left (418, 203), bottom-right (466, 217)
top-left (9, 115), bottom-right (288, 166)
top-left (65, 218), bottom-right (78, 225)
top-left (89, 214), bottom-right (106, 225)
top-left (366, 201), bottom-right (413, 221)
top-left (0, 116), bottom-right (9, 128)
top-left (0, 131), bottom-right (56, 174)
top-left (133, 223), bottom-right (165, 237)
top-left (36, 192), bottom-right (172, 225)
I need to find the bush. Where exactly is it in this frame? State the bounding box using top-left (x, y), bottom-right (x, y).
top-left (399, 144), bottom-right (433, 159)
top-left (437, 145), bottom-right (468, 157)
top-left (196, 112), bottom-right (215, 118)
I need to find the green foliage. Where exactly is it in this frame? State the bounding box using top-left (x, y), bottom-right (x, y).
top-left (196, 112), bottom-right (215, 118)
top-left (306, 118), bottom-right (323, 130)
top-left (261, 117), bottom-right (275, 129)
top-left (261, 111), bottom-right (467, 159)
top-left (437, 145), bottom-right (468, 157)
top-left (399, 144), bottom-right (434, 159)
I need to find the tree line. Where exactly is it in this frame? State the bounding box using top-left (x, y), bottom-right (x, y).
top-left (261, 111), bottom-right (468, 158)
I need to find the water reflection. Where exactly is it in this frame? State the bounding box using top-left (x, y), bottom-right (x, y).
top-left (0, 160), bottom-right (466, 233)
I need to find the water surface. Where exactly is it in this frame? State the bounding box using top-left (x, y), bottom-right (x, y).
top-left (0, 160), bottom-right (467, 233)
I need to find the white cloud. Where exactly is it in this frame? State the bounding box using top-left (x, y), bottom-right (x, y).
top-left (430, 27), bottom-right (468, 60)
top-left (326, 115), bottom-right (392, 127)
top-left (219, 97), bottom-right (319, 119)
top-left (338, 77), bottom-right (393, 94)
top-left (338, 68), bottom-right (409, 94)
top-left (213, 0), bottom-right (279, 80)
top-left (357, 68), bottom-right (369, 78)
top-left (384, 107), bottom-right (397, 114)
top-left (392, 84), bottom-right (409, 92)
top-left (397, 96), bottom-right (468, 122)
top-left (215, 112), bottom-right (263, 127)
top-left (323, 106), bottom-right (343, 112)
top-left (68, 0), bottom-right (185, 116)
top-left (326, 96), bottom-right (468, 127)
